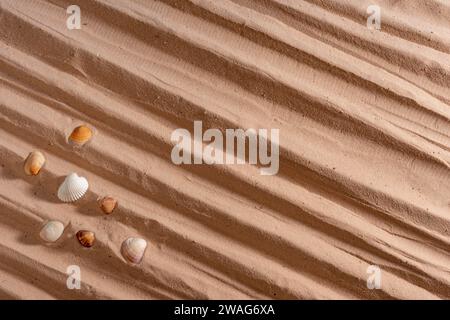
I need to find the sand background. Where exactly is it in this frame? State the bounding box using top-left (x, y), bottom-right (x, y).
top-left (0, 0), bottom-right (449, 299)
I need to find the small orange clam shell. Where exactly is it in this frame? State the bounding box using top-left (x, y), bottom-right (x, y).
top-left (24, 151), bottom-right (46, 176)
top-left (69, 125), bottom-right (93, 146)
top-left (99, 196), bottom-right (118, 215)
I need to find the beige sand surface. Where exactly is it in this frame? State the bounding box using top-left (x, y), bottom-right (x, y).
top-left (0, 0), bottom-right (449, 299)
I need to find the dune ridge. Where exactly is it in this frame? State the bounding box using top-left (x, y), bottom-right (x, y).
top-left (0, 0), bottom-right (449, 299)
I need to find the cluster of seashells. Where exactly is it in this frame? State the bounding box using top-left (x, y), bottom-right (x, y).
top-left (25, 125), bottom-right (147, 265)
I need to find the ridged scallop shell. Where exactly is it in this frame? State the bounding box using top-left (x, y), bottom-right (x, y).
top-left (69, 125), bottom-right (93, 146)
top-left (57, 173), bottom-right (89, 202)
top-left (121, 237), bottom-right (147, 264)
top-left (40, 221), bottom-right (65, 242)
top-left (99, 196), bottom-right (117, 215)
top-left (76, 230), bottom-right (95, 248)
top-left (24, 151), bottom-right (46, 176)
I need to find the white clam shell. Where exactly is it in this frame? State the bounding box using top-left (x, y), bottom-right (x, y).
top-left (121, 237), bottom-right (147, 264)
top-left (40, 220), bottom-right (65, 242)
top-left (57, 173), bottom-right (89, 202)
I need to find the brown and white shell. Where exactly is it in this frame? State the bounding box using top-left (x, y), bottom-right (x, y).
top-left (76, 230), bottom-right (95, 248)
top-left (24, 151), bottom-right (46, 176)
top-left (121, 237), bottom-right (147, 264)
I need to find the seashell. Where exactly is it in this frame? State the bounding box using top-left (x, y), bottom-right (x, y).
top-left (69, 125), bottom-right (93, 146)
top-left (76, 230), bottom-right (95, 248)
top-left (57, 173), bottom-right (89, 202)
top-left (121, 237), bottom-right (147, 264)
top-left (99, 196), bottom-right (117, 215)
top-left (24, 151), bottom-right (46, 176)
top-left (40, 220), bottom-right (65, 242)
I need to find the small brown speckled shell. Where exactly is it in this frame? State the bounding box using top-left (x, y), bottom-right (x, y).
top-left (76, 230), bottom-right (95, 248)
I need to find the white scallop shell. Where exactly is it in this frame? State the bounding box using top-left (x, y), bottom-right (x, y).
top-left (121, 237), bottom-right (147, 264)
top-left (40, 220), bottom-right (65, 242)
top-left (57, 173), bottom-right (89, 202)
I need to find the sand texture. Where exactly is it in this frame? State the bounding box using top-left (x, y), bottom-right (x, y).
top-left (0, 0), bottom-right (449, 299)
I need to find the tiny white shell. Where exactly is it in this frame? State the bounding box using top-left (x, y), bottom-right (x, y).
top-left (40, 221), bottom-right (65, 242)
top-left (121, 237), bottom-right (147, 264)
top-left (57, 173), bottom-right (89, 202)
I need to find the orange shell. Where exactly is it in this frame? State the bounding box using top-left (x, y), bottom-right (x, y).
top-left (24, 151), bottom-right (46, 176)
top-left (69, 125), bottom-right (93, 145)
top-left (99, 196), bottom-right (118, 215)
